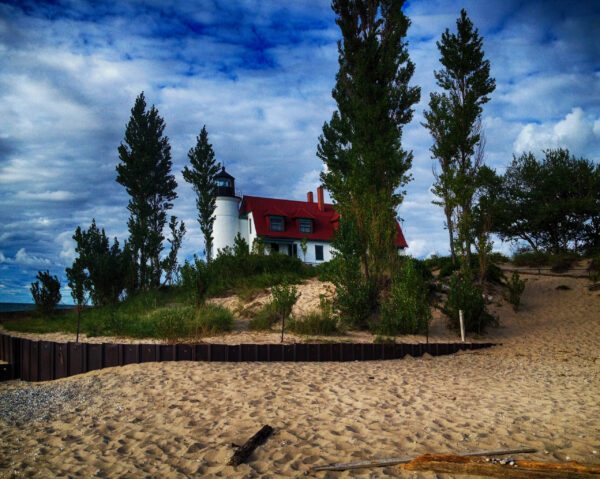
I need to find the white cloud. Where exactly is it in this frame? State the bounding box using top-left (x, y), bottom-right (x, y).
top-left (514, 107), bottom-right (600, 159)
top-left (0, 248), bottom-right (51, 267)
top-left (16, 190), bottom-right (75, 201)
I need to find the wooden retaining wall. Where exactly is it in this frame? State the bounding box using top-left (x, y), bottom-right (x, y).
top-left (0, 333), bottom-right (495, 383)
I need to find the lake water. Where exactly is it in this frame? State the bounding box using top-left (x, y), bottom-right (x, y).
top-left (0, 303), bottom-right (73, 312)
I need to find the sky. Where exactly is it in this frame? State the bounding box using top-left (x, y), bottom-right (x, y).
top-left (1, 0), bottom-right (599, 304)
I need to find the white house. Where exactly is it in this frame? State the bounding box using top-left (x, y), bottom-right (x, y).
top-left (212, 167), bottom-right (408, 264)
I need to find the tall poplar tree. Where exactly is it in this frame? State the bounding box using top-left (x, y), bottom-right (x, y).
top-left (423, 9), bottom-right (495, 273)
top-left (318, 0), bottom-right (420, 291)
top-left (183, 125), bottom-right (221, 261)
top-left (116, 92), bottom-right (177, 289)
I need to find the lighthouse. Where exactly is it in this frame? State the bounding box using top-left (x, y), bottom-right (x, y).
top-left (212, 167), bottom-right (240, 258)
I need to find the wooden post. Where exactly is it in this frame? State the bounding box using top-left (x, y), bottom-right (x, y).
top-left (459, 310), bottom-right (465, 343)
top-left (76, 304), bottom-right (81, 343)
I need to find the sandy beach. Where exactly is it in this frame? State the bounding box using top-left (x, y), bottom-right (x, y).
top-left (1, 271), bottom-right (599, 478)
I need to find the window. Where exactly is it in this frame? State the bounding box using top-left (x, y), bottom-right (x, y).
top-left (315, 245), bottom-right (324, 261)
top-left (216, 178), bottom-right (231, 187)
top-left (299, 218), bottom-right (312, 234)
top-left (269, 216), bottom-right (284, 232)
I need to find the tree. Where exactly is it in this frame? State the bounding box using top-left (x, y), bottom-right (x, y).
top-left (66, 260), bottom-right (87, 342)
top-left (317, 0), bottom-right (420, 293)
top-left (116, 92), bottom-right (177, 289)
top-left (30, 270), bottom-right (61, 316)
top-left (161, 216), bottom-right (186, 286)
top-left (423, 9), bottom-right (495, 274)
top-left (233, 232), bottom-right (249, 257)
top-left (67, 219), bottom-right (127, 306)
top-left (183, 126), bottom-right (221, 261)
top-left (300, 236), bottom-right (308, 262)
top-left (494, 149), bottom-right (600, 253)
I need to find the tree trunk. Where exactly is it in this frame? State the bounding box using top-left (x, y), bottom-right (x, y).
top-left (445, 205), bottom-right (456, 265)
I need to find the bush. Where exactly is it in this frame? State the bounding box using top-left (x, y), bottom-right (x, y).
top-left (589, 255), bottom-right (600, 282)
top-left (506, 271), bottom-right (526, 311)
top-left (248, 302), bottom-right (279, 331)
top-left (271, 281), bottom-right (298, 321)
top-left (151, 307), bottom-right (195, 342)
top-left (442, 274), bottom-right (497, 334)
top-left (288, 296), bottom-right (338, 336)
top-left (375, 258), bottom-right (432, 336)
top-left (30, 270), bottom-right (62, 316)
top-left (195, 304), bottom-right (234, 335)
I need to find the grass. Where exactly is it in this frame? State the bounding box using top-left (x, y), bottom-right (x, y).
top-left (3, 288), bottom-right (233, 341)
top-left (247, 302), bottom-right (279, 331)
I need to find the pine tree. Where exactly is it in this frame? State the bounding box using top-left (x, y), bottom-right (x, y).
top-left (423, 9), bottom-right (495, 275)
top-left (317, 0), bottom-right (420, 292)
top-left (182, 125), bottom-right (221, 261)
top-left (116, 92), bottom-right (177, 289)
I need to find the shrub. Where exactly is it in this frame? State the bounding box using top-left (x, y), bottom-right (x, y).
top-left (288, 296), bottom-right (338, 336)
top-left (375, 258), bottom-right (432, 336)
top-left (271, 281), bottom-right (298, 341)
top-left (506, 271), bottom-right (527, 311)
top-left (195, 304), bottom-right (234, 335)
top-left (442, 274), bottom-right (497, 334)
top-left (151, 307), bottom-right (195, 342)
top-left (374, 335), bottom-right (396, 344)
top-left (549, 254), bottom-right (578, 273)
top-left (30, 270), bottom-right (62, 316)
top-left (248, 302), bottom-right (279, 331)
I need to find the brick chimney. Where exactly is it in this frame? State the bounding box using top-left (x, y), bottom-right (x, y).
top-left (307, 191), bottom-right (314, 203)
top-left (317, 187), bottom-right (324, 212)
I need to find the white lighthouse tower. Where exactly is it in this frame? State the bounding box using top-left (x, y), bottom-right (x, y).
top-left (212, 167), bottom-right (240, 258)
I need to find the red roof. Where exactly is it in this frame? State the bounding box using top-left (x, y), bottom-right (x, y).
top-left (239, 195), bottom-right (408, 248)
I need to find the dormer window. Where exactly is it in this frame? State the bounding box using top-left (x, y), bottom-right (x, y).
top-left (298, 218), bottom-right (313, 234)
top-left (269, 216), bottom-right (284, 232)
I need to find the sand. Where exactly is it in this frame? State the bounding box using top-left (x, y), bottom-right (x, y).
top-left (1, 270), bottom-right (599, 478)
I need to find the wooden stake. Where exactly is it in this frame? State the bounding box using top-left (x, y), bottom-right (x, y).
top-left (309, 446), bottom-right (537, 473)
top-left (228, 425), bottom-right (273, 466)
top-left (459, 309), bottom-right (465, 342)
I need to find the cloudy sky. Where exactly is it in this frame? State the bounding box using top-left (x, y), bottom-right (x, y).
top-left (1, 0), bottom-right (599, 303)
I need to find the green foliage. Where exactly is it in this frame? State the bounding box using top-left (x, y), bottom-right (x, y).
top-left (329, 218), bottom-right (377, 329)
top-left (318, 0), bottom-right (420, 293)
top-left (233, 232), bottom-right (249, 257)
top-left (506, 271), bottom-right (526, 311)
top-left (423, 9), bottom-right (496, 273)
top-left (67, 219), bottom-right (128, 306)
top-left (179, 250), bottom-right (313, 302)
top-left (5, 289), bottom-right (232, 341)
top-left (300, 237), bottom-right (308, 262)
top-left (248, 302), bottom-right (279, 331)
top-left (271, 281), bottom-right (298, 322)
top-left (442, 274), bottom-right (496, 334)
top-left (30, 270), bottom-right (62, 316)
top-left (182, 125), bottom-right (221, 261)
top-left (162, 216), bottom-right (186, 285)
top-left (313, 259), bottom-right (338, 282)
top-left (511, 249), bottom-right (581, 272)
top-left (375, 258), bottom-right (432, 335)
top-left (288, 296), bottom-right (338, 336)
top-left (116, 92), bottom-right (177, 289)
top-left (589, 256), bottom-right (600, 282)
top-left (494, 149), bottom-right (600, 254)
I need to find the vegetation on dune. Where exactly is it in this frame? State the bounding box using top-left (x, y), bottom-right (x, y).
top-left (6, 289), bottom-right (233, 342)
top-left (506, 271), bottom-right (527, 311)
top-left (288, 296), bottom-right (338, 336)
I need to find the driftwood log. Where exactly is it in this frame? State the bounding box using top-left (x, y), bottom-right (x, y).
top-left (228, 425), bottom-right (273, 466)
top-left (400, 454), bottom-right (600, 478)
top-left (310, 446), bottom-right (537, 472)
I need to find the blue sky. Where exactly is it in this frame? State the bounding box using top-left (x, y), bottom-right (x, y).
top-left (1, 0), bottom-right (599, 303)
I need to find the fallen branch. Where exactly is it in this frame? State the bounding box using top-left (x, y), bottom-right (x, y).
top-left (227, 425), bottom-right (273, 466)
top-left (588, 283), bottom-right (600, 291)
top-left (309, 446), bottom-right (536, 473)
top-left (400, 454), bottom-right (600, 478)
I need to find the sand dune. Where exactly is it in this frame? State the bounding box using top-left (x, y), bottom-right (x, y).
top-left (1, 271), bottom-right (599, 478)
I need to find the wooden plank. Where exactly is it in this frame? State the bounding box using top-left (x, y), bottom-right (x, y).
top-left (68, 342), bottom-right (84, 376)
top-left (103, 344), bottom-right (120, 368)
top-left (400, 454), bottom-right (600, 478)
top-left (122, 344), bottom-right (140, 365)
top-left (54, 343), bottom-right (68, 379)
top-left (310, 447), bottom-right (538, 472)
top-left (87, 344), bottom-right (102, 371)
top-left (39, 341), bottom-right (54, 381)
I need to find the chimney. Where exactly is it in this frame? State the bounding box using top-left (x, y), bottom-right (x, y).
top-left (307, 191), bottom-right (314, 203)
top-left (317, 187), bottom-right (324, 212)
